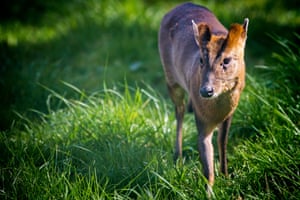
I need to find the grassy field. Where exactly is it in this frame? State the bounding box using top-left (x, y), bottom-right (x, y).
top-left (1, 0), bottom-right (300, 199)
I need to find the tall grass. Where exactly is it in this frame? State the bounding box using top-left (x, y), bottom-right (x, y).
top-left (1, 82), bottom-right (209, 199)
top-left (2, 39), bottom-right (300, 198)
top-left (1, 83), bottom-right (174, 199)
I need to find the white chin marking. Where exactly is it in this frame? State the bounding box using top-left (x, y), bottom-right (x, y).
top-left (200, 93), bottom-right (219, 99)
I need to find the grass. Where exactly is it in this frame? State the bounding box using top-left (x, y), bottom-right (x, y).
top-left (0, 83), bottom-right (208, 199)
top-left (1, 71), bottom-right (299, 199)
top-left (1, 0), bottom-right (300, 199)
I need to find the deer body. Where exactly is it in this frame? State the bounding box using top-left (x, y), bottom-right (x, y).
top-left (159, 3), bottom-right (248, 187)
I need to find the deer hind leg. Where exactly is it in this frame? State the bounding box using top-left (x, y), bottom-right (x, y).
top-left (218, 115), bottom-right (232, 176)
top-left (167, 84), bottom-right (185, 162)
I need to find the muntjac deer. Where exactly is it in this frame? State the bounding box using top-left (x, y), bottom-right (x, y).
top-left (158, 2), bottom-right (248, 188)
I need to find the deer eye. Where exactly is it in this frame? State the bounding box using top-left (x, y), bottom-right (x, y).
top-left (221, 57), bottom-right (232, 70)
top-left (223, 57), bottom-right (231, 65)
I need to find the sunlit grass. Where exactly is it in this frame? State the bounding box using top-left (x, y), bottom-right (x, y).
top-left (0, 0), bottom-right (165, 45)
top-left (2, 0), bottom-right (299, 45)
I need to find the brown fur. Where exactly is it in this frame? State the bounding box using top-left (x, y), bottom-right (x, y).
top-left (158, 2), bottom-right (248, 189)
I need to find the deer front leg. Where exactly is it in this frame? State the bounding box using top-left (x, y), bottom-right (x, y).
top-left (218, 116), bottom-right (232, 176)
top-left (195, 115), bottom-right (215, 186)
top-left (198, 133), bottom-right (214, 185)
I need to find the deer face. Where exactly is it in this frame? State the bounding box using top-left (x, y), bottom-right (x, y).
top-left (192, 19), bottom-right (248, 98)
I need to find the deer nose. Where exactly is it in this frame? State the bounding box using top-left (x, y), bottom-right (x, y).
top-left (200, 86), bottom-right (214, 98)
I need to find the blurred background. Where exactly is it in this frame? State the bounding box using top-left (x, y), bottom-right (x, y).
top-left (1, 0), bottom-right (299, 130)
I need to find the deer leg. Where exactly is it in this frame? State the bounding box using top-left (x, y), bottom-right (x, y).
top-left (195, 115), bottom-right (214, 186)
top-left (218, 115), bottom-right (232, 176)
top-left (167, 84), bottom-right (185, 162)
top-left (174, 104), bottom-right (185, 161)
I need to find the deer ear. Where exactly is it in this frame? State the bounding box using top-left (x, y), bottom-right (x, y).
top-left (192, 20), bottom-right (211, 47)
top-left (243, 18), bottom-right (249, 35)
top-left (226, 19), bottom-right (249, 49)
top-left (192, 20), bottom-right (200, 46)
top-left (241, 18), bottom-right (249, 40)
